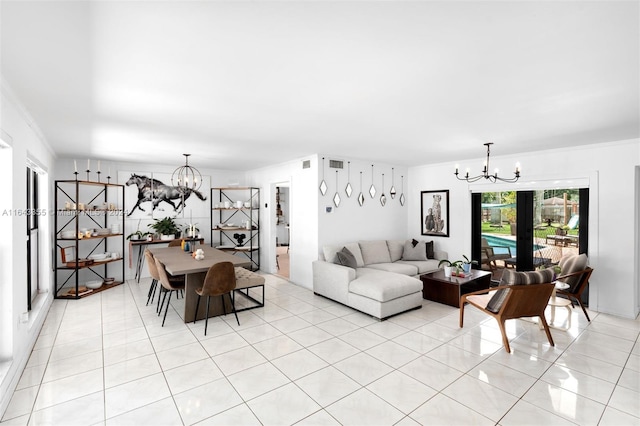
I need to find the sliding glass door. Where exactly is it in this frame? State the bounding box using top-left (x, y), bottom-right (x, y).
top-left (473, 187), bottom-right (588, 273)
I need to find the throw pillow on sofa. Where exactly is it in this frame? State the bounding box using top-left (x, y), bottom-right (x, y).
top-left (335, 247), bottom-right (358, 269)
top-left (359, 240), bottom-right (392, 265)
top-left (486, 268), bottom-right (555, 313)
top-left (402, 240), bottom-right (427, 261)
top-left (425, 241), bottom-right (435, 259)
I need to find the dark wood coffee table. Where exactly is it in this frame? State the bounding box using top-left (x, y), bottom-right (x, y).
top-left (420, 269), bottom-right (492, 308)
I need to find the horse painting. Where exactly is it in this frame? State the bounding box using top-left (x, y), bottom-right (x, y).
top-left (125, 174), bottom-right (207, 216)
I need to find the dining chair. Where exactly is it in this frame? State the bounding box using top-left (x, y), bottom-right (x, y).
top-left (155, 257), bottom-right (186, 326)
top-left (143, 250), bottom-right (160, 306)
top-left (193, 261), bottom-right (240, 335)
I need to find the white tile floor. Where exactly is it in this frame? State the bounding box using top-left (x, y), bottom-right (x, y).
top-left (2, 274), bottom-right (639, 425)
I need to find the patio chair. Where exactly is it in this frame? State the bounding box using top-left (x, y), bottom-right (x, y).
top-left (481, 237), bottom-right (512, 271)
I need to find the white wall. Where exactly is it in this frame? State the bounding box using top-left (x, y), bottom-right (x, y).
top-left (408, 139), bottom-right (640, 319)
top-left (0, 86), bottom-right (56, 416)
top-left (247, 155), bottom-right (319, 289)
top-left (317, 158), bottom-right (409, 248)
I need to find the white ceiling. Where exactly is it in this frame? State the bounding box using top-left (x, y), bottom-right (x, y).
top-left (1, 1), bottom-right (638, 170)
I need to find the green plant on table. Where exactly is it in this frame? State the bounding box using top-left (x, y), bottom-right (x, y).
top-left (149, 216), bottom-right (180, 236)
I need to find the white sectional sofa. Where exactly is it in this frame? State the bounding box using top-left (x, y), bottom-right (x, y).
top-left (312, 239), bottom-right (447, 320)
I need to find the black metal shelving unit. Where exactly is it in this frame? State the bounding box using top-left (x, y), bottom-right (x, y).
top-left (54, 179), bottom-right (125, 299)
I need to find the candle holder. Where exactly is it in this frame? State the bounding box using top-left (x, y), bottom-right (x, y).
top-left (107, 175), bottom-right (111, 184)
top-left (74, 171), bottom-right (79, 181)
top-left (86, 169), bottom-right (91, 181)
top-left (96, 171), bottom-right (101, 183)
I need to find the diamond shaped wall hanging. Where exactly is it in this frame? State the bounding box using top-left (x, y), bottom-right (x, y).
top-left (369, 164), bottom-right (376, 198)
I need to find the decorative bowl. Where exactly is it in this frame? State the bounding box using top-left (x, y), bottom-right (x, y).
top-left (85, 280), bottom-right (103, 289)
top-left (88, 253), bottom-right (109, 261)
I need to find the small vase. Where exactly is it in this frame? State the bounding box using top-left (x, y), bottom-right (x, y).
top-left (444, 266), bottom-right (452, 278)
top-left (462, 263), bottom-right (471, 273)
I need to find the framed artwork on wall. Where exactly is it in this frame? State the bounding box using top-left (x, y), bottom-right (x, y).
top-left (421, 190), bottom-right (449, 237)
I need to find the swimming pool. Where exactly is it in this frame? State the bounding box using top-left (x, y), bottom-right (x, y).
top-left (482, 234), bottom-right (542, 257)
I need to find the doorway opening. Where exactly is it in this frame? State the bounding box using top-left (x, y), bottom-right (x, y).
top-left (274, 184), bottom-right (290, 279)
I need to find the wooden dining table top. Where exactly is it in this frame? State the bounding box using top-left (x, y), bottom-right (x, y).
top-left (148, 245), bottom-right (251, 275)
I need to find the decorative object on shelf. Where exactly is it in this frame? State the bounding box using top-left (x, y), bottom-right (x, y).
top-left (390, 168), bottom-right (397, 199)
top-left (399, 175), bottom-right (405, 206)
top-left (171, 153), bottom-right (203, 190)
top-left (333, 170), bottom-right (341, 207)
top-left (358, 171), bottom-right (365, 206)
top-left (127, 219), bottom-right (151, 240)
top-left (345, 161), bottom-right (353, 198)
top-left (421, 189), bottom-right (450, 237)
top-left (455, 143), bottom-right (521, 183)
top-left (233, 233), bottom-right (246, 246)
top-left (60, 246), bottom-right (76, 263)
top-left (319, 157), bottom-right (328, 195)
top-left (380, 173), bottom-right (386, 207)
top-left (369, 164), bottom-right (376, 198)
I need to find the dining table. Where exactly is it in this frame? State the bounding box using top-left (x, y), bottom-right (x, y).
top-left (148, 245), bottom-right (253, 322)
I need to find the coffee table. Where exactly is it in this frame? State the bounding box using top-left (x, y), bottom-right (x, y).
top-left (420, 269), bottom-right (492, 308)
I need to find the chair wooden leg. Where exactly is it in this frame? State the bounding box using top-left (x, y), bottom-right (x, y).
top-left (574, 297), bottom-right (591, 322)
top-left (194, 295), bottom-right (201, 323)
top-left (459, 300), bottom-right (466, 328)
top-left (538, 314), bottom-right (555, 347)
top-left (497, 319), bottom-right (511, 353)
top-left (162, 291), bottom-right (173, 327)
top-left (204, 296), bottom-right (210, 336)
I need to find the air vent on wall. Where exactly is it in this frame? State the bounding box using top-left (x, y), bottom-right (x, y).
top-left (329, 160), bottom-right (344, 169)
top-left (302, 160), bottom-right (311, 169)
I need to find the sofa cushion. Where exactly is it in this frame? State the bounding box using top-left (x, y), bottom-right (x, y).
top-left (486, 268), bottom-right (555, 313)
top-left (396, 259), bottom-right (441, 274)
top-left (425, 241), bottom-right (435, 259)
top-left (366, 262), bottom-right (419, 276)
top-left (323, 243), bottom-right (365, 267)
top-left (359, 240), bottom-right (392, 265)
top-left (402, 240), bottom-right (427, 261)
top-left (336, 247), bottom-right (358, 269)
top-left (349, 269), bottom-right (422, 302)
top-left (387, 240), bottom-right (405, 262)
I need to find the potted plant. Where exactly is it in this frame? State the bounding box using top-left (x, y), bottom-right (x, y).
top-left (126, 219), bottom-right (152, 241)
top-left (461, 255), bottom-right (479, 273)
top-left (149, 216), bottom-right (180, 240)
top-left (438, 259), bottom-right (463, 278)
top-left (126, 230), bottom-right (152, 241)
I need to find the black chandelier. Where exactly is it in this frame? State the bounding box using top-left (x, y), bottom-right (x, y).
top-left (455, 143), bottom-right (520, 183)
top-left (171, 154), bottom-right (202, 191)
